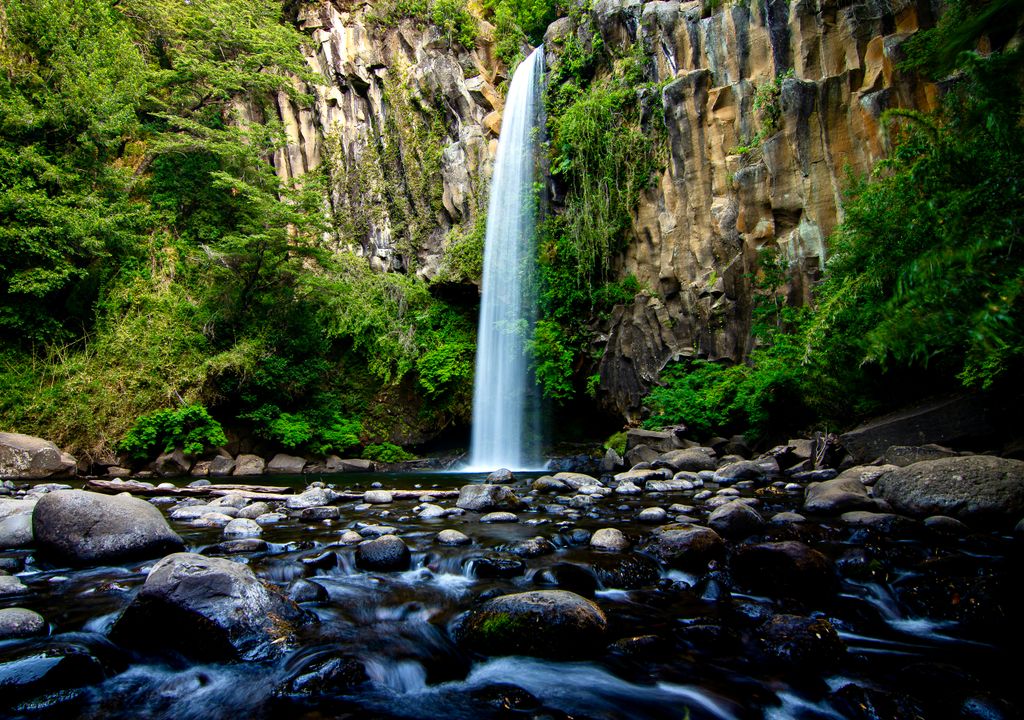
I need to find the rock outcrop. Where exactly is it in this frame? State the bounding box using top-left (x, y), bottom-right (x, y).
top-left (0, 433), bottom-right (76, 480)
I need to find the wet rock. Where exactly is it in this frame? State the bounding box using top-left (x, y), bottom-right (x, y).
top-left (0, 574), bottom-right (28, 597)
top-left (111, 552), bottom-right (309, 660)
top-left (707, 501), bottom-right (764, 538)
top-left (486, 468), bottom-right (515, 484)
top-left (924, 515), bottom-right (970, 535)
top-left (364, 490), bottom-right (393, 504)
top-left (503, 536), bottom-right (555, 558)
top-left (874, 455), bottom-right (1024, 526)
top-left (831, 683), bottom-right (927, 720)
top-left (592, 553), bottom-right (661, 589)
top-left (0, 645), bottom-right (105, 709)
top-left (655, 448), bottom-right (716, 473)
top-left (232, 454), bottom-right (266, 476)
top-left (0, 498), bottom-right (35, 549)
top-left (301, 550), bottom-right (337, 571)
top-left (155, 449), bottom-right (191, 477)
top-left (278, 654), bottom-right (368, 696)
top-left (553, 472), bottom-right (601, 490)
top-left (236, 501), bottom-right (271, 520)
top-left (532, 476), bottom-right (569, 493)
top-left (732, 541), bottom-right (837, 599)
top-left (287, 578), bottom-right (329, 603)
top-left (286, 488), bottom-right (339, 510)
top-left (759, 614), bottom-right (846, 669)
top-left (0, 432), bottom-right (77, 479)
top-left (190, 512), bottom-right (235, 527)
top-left (613, 468), bottom-right (666, 487)
top-left (467, 683), bottom-right (542, 713)
top-left (456, 484), bottom-right (522, 512)
top-left (637, 507), bottom-right (668, 523)
top-left (299, 506), bottom-right (341, 521)
top-left (435, 529), bottom-right (471, 545)
top-left (770, 511), bottom-right (806, 524)
top-left (646, 478), bottom-right (694, 492)
top-left (840, 511), bottom-right (913, 533)
top-left (357, 524), bottom-right (397, 537)
top-left (455, 590), bottom-right (607, 659)
top-left (714, 460), bottom-right (770, 484)
top-left (469, 553), bottom-right (525, 578)
top-left (354, 535), bottom-right (410, 572)
top-left (615, 481), bottom-right (642, 495)
top-left (208, 538), bottom-right (268, 555)
top-left (625, 444), bottom-right (660, 467)
top-left (534, 563), bottom-right (598, 597)
top-left (590, 527), bottom-right (629, 551)
top-left (417, 503), bottom-right (446, 518)
top-left (32, 490), bottom-right (184, 566)
top-left (789, 468), bottom-right (838, 482)
top-left (169, 505), bottom-right (222, 521)
top-left (223, 518), bottom-right (262, 538)
top-left (0, 608), bottom-right (46, 639)
top-left (339, 530), bottom-right (364, 545)
top-left (599, 447), bottom-right (625, 473)
top-left (266, 453), bottom-right (307, 474)
top-left (803, 476), bottom-right (876, 514)
top-left (641, 524), bottom-right (725, 571)
top-left (480, 511), bottom-right (519, 523)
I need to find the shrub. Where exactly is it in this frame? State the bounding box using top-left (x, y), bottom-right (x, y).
top-left (119, 405), bottom-right (227, 461)
top-left (362, 442), bottom-right (415, 463)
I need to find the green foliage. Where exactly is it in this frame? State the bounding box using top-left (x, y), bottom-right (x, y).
top-left (603, 430), bottom-right (627, 456)
top-left (119, 404), bottom-right (227, 461)
top-left (368, 0), bottom-right (478, 50)
top-left (362, 442), bottom-right (415, 463)
top-left (436, 215), bottom-right (486, 282)
top-left (485, 0), bottom-right (558, 69)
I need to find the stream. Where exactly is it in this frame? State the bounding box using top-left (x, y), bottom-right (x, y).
top-left (1, 470), bottom-right (1020, 719)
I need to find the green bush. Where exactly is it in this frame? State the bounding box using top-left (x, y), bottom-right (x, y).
top-left (603, 430), bottom-right (627, 456)
top-left (362, 442), bottom-right (415, 463)
top-left (119, 405), bottom-right (227, 461)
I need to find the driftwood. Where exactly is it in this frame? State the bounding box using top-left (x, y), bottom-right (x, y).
top-left (83, 479), bottom-right (459, 502)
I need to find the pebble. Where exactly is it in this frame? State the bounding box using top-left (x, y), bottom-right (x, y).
top-left (480, 512), bottom-right (519, 523)
top-left (590, 528), bottom-right (629, 551)
top-left (637, 507), bottom-right (668, 523)
top-left (436, 529), bottom-right (472, 545)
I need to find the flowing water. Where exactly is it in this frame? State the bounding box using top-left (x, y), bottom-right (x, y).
top-left (2, 471), bottom-right (1021, 719)
top-left (468, 47), bottom-right (546, 471)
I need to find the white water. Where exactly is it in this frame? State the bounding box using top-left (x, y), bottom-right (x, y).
top-left (467, 47), bottom-right (545, 471)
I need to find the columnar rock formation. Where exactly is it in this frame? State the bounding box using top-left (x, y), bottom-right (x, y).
top-left (272, 0), bottom-right (939, 421)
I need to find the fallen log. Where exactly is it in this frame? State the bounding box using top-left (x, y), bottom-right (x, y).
top-left (83, 479), bottom-right (459, 502)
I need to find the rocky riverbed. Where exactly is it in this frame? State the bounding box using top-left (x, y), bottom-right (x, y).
top-left (1, 448), bottom-right (1022, 719)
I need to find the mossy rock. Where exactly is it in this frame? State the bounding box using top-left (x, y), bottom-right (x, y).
top-left (455, 590), bottom-right (607, 659)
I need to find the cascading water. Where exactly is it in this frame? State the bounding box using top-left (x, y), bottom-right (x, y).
top-left (467, 47), bottom-right (545, 471)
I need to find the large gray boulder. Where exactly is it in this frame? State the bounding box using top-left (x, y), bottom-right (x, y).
top-left (111, 553), bottom-right (309, 660)
top-left (267, 453), bottom-right (307, 475)
top-left (456, 484), bottom-right (522, 512)
top-left (803, 476), bottom-right (877, 515)
top-left (232, 454), bottom-right (266, 476)
top-left (655, 448), bottom-right (716, 473)
top-left (0, 432), bottom-right (76, 479)
top-left (0, 498), bottom-right (36, 549)
top-left (154, 449), bottom-right (191, 477)
top-left (874, 455), bottom-right (1024, 526)
top-left (32, 490), bottom-right (184, 565)
top-left (455, 590), bottom-right (607, 659)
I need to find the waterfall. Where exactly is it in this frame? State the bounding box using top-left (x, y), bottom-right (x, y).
top-left (467, 47), bottom-right (545, 471)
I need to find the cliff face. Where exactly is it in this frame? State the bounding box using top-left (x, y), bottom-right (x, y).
top-left (584, 0), bottom-right (939, 420)
top-left (275, 3), bottom-right (506, 279)
top-left (276, 0), bottom-right (939, 424)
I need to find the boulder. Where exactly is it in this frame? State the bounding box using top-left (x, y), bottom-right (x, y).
top-left (455, 590), bottom-right (607, 659)
top-left (0, 608), bottom-right (47, 640)
top-left (532, 476), bottom-right (569, 493)
top-left (436, 529), bottom-right (471, 545)
top-left (656, 448), bottom-right (716, 473)
top-left (882, 444), bottom-right (959, 467)
top-left (835, 464), bottom-right (898, 487)
top-left (363, 490), bottom-right (393, 504)
top-left (266, 454), bottom-right (307, 475)
top-left (208, 455), bottom-right (236, 477)
top-left (502, 536), bottom-right (555, 558)
top-left (468, 553), bottom-right (526, 579)
top-left (625, 429), bottom-right (677, 453)
top-left (803, 477), bottom-right (877, 515)
top-left (325, 457), bottom-right (375, 473)
top-left (590, 527), bottom-right (629, 551)
top-left (592, 553), bottom-right (661, 589)
top-left (625, 444), bottom-right (660, 467)
top-left (0, 574), bottom-right (28, 597)
top-left (637, 507), bottom-right (668, 523)
top-left (456, 484), bottom-right (522, 512)
top-left (553, 472), bottom-right (601, 489)
top-left (154, 449), bottom-right (191, 477)
top-left (355, 535), bottom-right (410, 572)
top-left (759, 614), bottom-right (846, 669)
top-left (286, 488), bottom-right (339, 510)
top-left (111, 552), bottom-right (308, 660)
top-left (839, 395), bottom-right (994, 463)
top-left (707, 501), bottom-right (765, 538)
top-left (641, 524), bottom-right (725, 571)
top-left (0, 498), bottom-right (36, 549)
top-left (233, 454), bottom-right (266, 476)
top-left (873, 455), bottom-right (1024, 526)
top-left (486, 468), bottom-right (515, 484)
top-left (0, 432), bottom-right (76, 479)
top-left (236, 501), bottom-right (271, 520)
top-left (32, 490), bottom-right (184, 566)
top-left (480, 511), bottom-right (519, 523)
top-left (732, 541), bottom-right (837, 599)
top-left (714, 460), bottom-right (771, 484)
top-left (599, 447), bottom-right (625, 473)
top-left (223, 518), bottom-right (262, 538)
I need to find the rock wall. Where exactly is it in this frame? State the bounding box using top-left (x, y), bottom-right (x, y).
top-left (273, 2), bottom-right (507, 279)
top-left (579, 0), bottom-right (940, 420)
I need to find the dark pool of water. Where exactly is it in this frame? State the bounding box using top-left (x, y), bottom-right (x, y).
top-left (2, 471), bottom-right (1021, 719)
